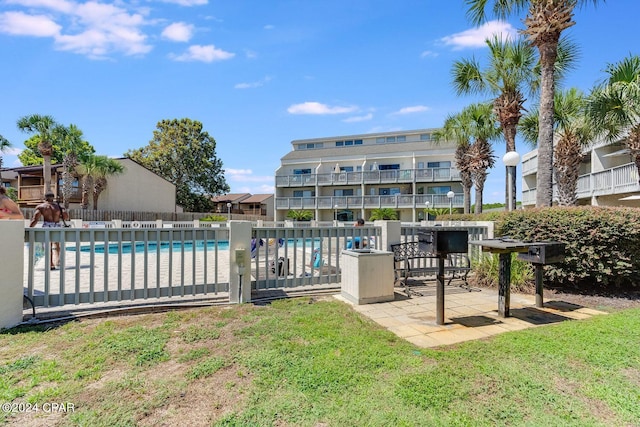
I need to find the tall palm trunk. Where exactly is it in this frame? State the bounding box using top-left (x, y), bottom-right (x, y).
top-left (93, 177), bottom-right (107, 210)
top-left (554, 133), bottom-right (583, 206)
top-left (536, 41), bottom-right (560, 207)
top-left (81, 175), bottom-right (93, 209)
top-left (456, 143), bottom-right (473, 214)
top-left (39, 142), bottom-right (53, 194)
top-left (470, 138), bottom-right (496, 214)
top-left (62, 152), bottom-right (78, 209)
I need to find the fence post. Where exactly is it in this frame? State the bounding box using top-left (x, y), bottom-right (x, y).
top-left (229, 221), bottom-right (252, 303)
top-left (0, 221), bottom-right (24, 329)
top-left (155, 219), bottom-right (163, 229)
top-left (193, 219), bottom-right (200, 228)
top-left (375, 220), bottom-right (401, 251)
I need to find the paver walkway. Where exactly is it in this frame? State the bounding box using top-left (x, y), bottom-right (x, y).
top-left (335, 283), bottom-right (607, 348)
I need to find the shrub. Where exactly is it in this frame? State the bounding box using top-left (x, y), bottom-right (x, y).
top-left (496, 207), bottom-right (640, 290)
top-left (369, 208), bottom-right (398, 220)
top-left (286, 210), bottom-right (314, 221)
top-left (199, 214), bottom-right (228, 222)
top-left (472, 253), bottom-right (534, 292)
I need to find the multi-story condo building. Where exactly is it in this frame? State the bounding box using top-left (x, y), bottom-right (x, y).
top-left (275, 129), bottom-right (463, 222)
top-left (521, 137), bottom-right (640, 208)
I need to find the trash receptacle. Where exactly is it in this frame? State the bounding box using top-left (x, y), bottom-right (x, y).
top-left (340, 249), bottom-right (395, 304)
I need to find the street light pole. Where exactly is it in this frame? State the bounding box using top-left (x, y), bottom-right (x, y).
top-left (503, 151), bottom-right (521, 211)
top-left (227, 202), bottom-right (232, 220)
top-left (424, 200), bottom-right (430, 221)
top-left (447, 191), bottom-right (454, 216)
top-left (334, 204), bottom-right (338, 222)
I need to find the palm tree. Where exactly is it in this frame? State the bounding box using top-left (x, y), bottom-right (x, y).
top-left (521, 88), bottom-right (594, 205)
top-left (77, 155), bottom-right (124, 210)
top-left (452, 35), bottom-right (537, 209)
top-left (57, 124), bottom-right (91, 209)
top-left (587, 55), bottom-right (640, 184)
top-left (0, 134), bottom-right (10, 169)
top-left (463, 103), bottom-right (501, 214)
top-left (465, 0), bottom-right (602, 208)
top-left (434, 115), bottom-right (474, 214)
top-left (16, 114), bottom-right (62, 194)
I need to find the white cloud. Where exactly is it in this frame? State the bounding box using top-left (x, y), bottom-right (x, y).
top-left (391, 105), bottom-right (430, 115)
top-left (0, 11), bottom-right (61, 37)
top-left (0, 1), bottom-right (153, 58)
top-left (171, 44), bottom-right (235, 62)
top-left (226, 169), bottom-right (274, 192)
top-left (441, 20), bottom-right (516, 49)
top-left (234, 76), bottom-right (272, 89)
top-left (159, 0), bottom-right (208, 6)
top-left (287, 102), bottom-right (358, 115)
top-left (162, 22), bottom-right (194, 42)
top-left (2, 147), bottom-right (23, 156)
top-left (420, 50), bottom-right (438, 59)
top-left (342, 113), bottom-right (373, 123)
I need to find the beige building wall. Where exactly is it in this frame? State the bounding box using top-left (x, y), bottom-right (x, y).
top-left (98, 158), bottom-right (176, 212)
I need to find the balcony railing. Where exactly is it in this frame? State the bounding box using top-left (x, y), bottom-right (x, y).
top-left (275, 194), bottom-right (464, 210)
top-left (523, 162), bottom-right (640, 206)
top-left (276, 167), bottom-right (460, 187)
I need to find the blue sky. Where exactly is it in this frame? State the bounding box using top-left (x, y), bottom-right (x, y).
top-left (0, 0), bottom-right (637, 203)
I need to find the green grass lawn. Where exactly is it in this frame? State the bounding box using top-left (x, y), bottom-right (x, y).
top-left (1, 298), bottom-right (639, 426)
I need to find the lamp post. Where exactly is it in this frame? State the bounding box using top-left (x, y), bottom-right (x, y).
top-left (424, 200), bottom-right (430, 221)
top-left (226, 202), bottom-right (232, 220)
top-left (447, 191), bottom-right (455, 216)
top-left (503, 151), bottom-right (520, 212)
top-left (334, 204), bottom-right (338, 222)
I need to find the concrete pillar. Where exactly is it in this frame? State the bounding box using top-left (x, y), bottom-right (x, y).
top-left (155, 219), bottom-right (163, 228)
top-left (112, 219), bottom-right (123, 228)
top-left (193, 219), bottom-right (200, 227)
top-left (374, 220), bottom-right (401, 252)
top-left (228, 221), bottom-right (252, 303)
top-left (0, 221), bottom-right (24, 329)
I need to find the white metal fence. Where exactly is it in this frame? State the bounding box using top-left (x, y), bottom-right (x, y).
top-left (22, 221), bottom-right (492, 312)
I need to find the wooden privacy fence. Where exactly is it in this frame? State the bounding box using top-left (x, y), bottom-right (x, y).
top-left (20, 208), bottom-right (271, 222)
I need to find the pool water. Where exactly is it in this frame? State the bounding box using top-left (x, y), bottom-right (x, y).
top-left (66, 238), bottom-right (321, 255)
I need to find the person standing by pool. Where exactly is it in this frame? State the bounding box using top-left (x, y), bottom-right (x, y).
top-left (29, 191), bottom-right (69, 269)
top-left (0, 187), bottom-right (24, 220)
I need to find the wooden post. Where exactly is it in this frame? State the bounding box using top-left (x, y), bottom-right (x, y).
top-left (436, 256), bottom-right (445, 325)
top-left (535, 264), bottom-right (544, 308)
top-left (498, 252), bottom-right (511, 317)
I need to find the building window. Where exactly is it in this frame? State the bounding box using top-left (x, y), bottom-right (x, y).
top-left (386, 136), bottom-right (396, 143)
top-left (420, 133), bottom-right (432, 141)
top-left (344, 140), bottom-right (353, 146)
top-left (427, 186), bottom-right (452, 195)
top-left (354, 139), bottom-right (363, 145)
top-left (335, 141), bottom-right (344, 147)
top-left (293, 169), bottom-right (311, 174)
top-left (334, 189), bottom-right (354, 196)
top-left (427, 161), bottom-right (451, 168)
top-left (397, 135), bottom-right (406, 142)
top-left (379, 164), bottom-right (400, 170)
top-left (417, 162), bottom-right (424, 169)
top-left (379, 187), bottom-right (401, 195)
top-left (293, 190), bottom-right (315, 197)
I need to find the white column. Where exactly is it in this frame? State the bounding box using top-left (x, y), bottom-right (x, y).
top-left (0, 221), bottom-right (24, 329)
top-left (228, 221), bottom-right (252, 303)
top-left (375, 220), bottom-right (401, 252)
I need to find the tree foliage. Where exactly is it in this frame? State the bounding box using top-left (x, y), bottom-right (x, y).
top-left (369, 208), bottom-right (398, 221)
top-left (17, 130), bottom-right (94, 165)
top-left (126, 118), bottom-right (229, 212)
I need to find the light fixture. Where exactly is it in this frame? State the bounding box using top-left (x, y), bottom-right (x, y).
top-left (447, 191), bottom-right (454, 215)
top-left (334, 204), bottom-right (339, 221)
top-left (503, 151), bottom-right (520, 211)
top-left (226, 202), bottom-right (232, 218)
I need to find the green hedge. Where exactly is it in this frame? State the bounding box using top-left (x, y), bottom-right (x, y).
top-left (495, 207), bottom-right (640, 290)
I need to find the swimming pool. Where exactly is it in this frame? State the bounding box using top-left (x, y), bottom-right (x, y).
top-left (66, 238), bottom-right (322, 255)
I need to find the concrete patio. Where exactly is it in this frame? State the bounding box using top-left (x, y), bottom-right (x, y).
top-left (335, 283), bottom-right (607, 348)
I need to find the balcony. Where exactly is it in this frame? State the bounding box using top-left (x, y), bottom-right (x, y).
top-left (522, 162), bottom-right (640, 206)
top-left (275, 167), bottom-right (460, 187)
top-left (275, 193), bottom-right (464, 210)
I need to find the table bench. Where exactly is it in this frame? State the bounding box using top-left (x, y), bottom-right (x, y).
top-left (390, 242), bottom-right (472, 295)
